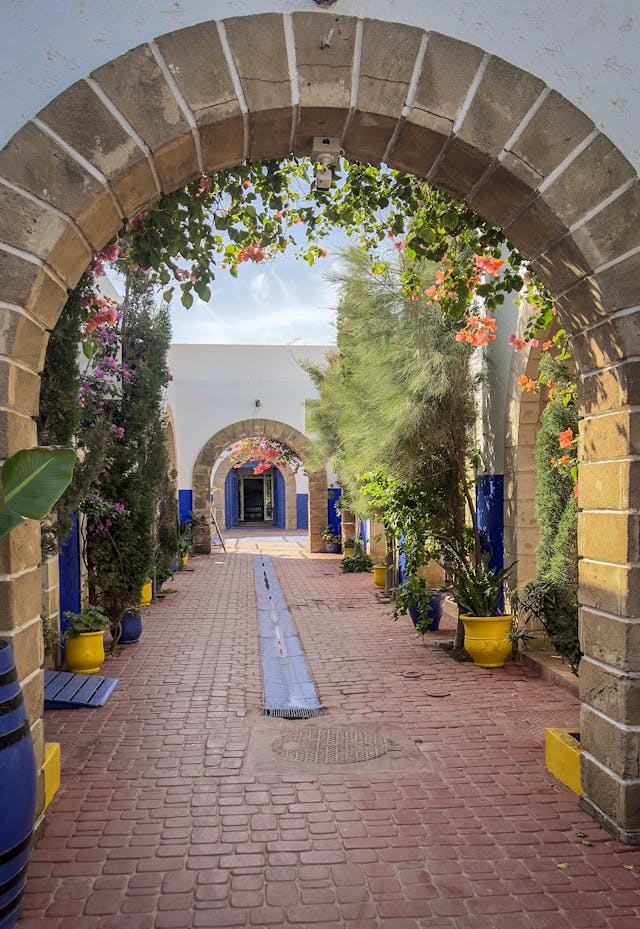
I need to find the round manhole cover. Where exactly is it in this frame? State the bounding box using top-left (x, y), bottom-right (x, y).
top-left (272, 727), bottom-right (392, 764)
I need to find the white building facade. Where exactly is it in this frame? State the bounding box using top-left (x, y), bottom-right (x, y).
top-left (166, 343), bottom-right (336, 541)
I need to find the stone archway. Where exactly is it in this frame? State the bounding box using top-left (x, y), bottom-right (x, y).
top-left (0, 11), bottom-right (638, 838)
top-left (213, 456), bottom-right (298, 532)
top-left (192, 418), bottom-right (326, 552)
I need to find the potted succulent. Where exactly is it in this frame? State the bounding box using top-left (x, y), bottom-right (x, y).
top-left (63, 605), bottom-right (110, 674)
top-left (443, 540), bottom-right (516, 668)
top-left (321, 525), bottom-right (341, 554)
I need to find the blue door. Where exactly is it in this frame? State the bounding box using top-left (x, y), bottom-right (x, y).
top-left (225, 469), bottom-right (240, 528)
top-left (58, 514), bottom-right (81, 658)
top-left (273, 467), bottom-right (285, 529)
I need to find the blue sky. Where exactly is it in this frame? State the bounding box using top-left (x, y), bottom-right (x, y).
top-left (168, 240), bottom-right (345, 345)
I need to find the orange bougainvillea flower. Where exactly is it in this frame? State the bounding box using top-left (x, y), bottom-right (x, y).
top-left (474, 254), bottom-right (506, 276)
top-left (424, 285), bottom-right (438, 298)
top-left (517, 374), bottom-right (529, 386)
top-left (558, 428), bottom-right (574, 449)
top-left (573, 484), bottom-right (579, 498)
top-left (550, 457), bottom-right (557, 466)
top-left (542, 340), bottom-right (553, 351)
top-left (560, 454), bottom-right (570, 465)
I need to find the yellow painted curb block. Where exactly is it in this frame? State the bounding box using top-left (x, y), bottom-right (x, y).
top-left (545, 728), bottom-right (582, 796)
top-left (43, 742), bottom-right (61, 811)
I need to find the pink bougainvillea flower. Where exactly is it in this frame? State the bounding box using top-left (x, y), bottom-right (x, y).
top-left (424, 285), bottom-right (438, 298)
top-left (573, 484), bottom-right (579, 498)
top-left (507, 334), bottom-right (527, 351)
top-left (394, 240), bottom-right (407, 251)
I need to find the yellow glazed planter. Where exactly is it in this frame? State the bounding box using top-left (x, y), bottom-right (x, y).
top-left (181, 553), bottom-right (189, 568)
top-left (141, 581), bottom-right (152, 605)
top-left (65, 631), bottom-right (105, 674)
top-left (373, 564), bottom-right (386, 588)
top-left (343, 547), bottom-right (355, 558)
top-left (460, 614), bottom-right (513, 668)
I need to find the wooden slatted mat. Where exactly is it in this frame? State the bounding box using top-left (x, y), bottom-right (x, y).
top-left (44, 670), bottom-right (118, 709)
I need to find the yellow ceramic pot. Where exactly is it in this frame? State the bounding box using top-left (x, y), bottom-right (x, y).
top-left (460, 614), bottom-right (513, 668)
top-left (65, 631), bottom-right (105, 674)
top-left (141, 581), bottom-right (152, 605)
top-left (181, 553), bottom-right (189, 568)
top-left (373, 564), bottom-right (386, 588)
top-left (344, 547), bottom-right (355, 558)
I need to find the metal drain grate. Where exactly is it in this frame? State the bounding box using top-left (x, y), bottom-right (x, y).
top-left (272, 727), bottom-right (394, 764)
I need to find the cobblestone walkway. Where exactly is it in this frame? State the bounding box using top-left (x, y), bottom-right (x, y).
top-left (20, 539), bottom-right (640, 928)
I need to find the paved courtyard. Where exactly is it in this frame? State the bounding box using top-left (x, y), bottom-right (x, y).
top-left (20, 537), bottom-right (640, 928)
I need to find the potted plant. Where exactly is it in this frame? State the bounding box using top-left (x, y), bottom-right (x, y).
top-left (321, 525), bottom-right (341, 554)
top-left (111, 604), bottom-right (143, 646)
top-left (341, 545), bottom-right (372, 573)
top-left (63, 605), bottom-right (110, 674)
top-left (443, 540), bottom-right (516, 668)
top-left (343, 535), bottom-right (356, 557)
top-left (393, 573), bottom-right (446, 633)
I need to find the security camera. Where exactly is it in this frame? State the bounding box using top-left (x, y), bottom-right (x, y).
top-left (315, 159), bottom-right (333, 191)
top-left (312, 137), bottom-right (342, 192)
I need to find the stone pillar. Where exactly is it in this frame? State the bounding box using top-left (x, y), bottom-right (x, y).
top-left (308, 470), bottom-right (326, 553)
top-left (578, 377), bottom-right (640, 844)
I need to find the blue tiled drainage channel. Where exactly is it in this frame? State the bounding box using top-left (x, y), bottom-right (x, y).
top-left (254, 555), bottom-right (325, 718)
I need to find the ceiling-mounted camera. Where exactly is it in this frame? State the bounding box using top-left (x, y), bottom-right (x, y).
top-left (312, 136), bottom-right (342, 192)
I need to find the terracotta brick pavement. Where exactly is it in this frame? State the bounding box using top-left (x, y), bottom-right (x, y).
top-left (20, 538), bottom-right (640, 928)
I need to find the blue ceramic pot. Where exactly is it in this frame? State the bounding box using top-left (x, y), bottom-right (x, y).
top-left (408, 591), bottom-right (446, 631)
top-left (111, 609), bottom-right (143, 645)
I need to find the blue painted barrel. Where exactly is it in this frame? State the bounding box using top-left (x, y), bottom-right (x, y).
top-left (0, 639), bottom-right (36, 929)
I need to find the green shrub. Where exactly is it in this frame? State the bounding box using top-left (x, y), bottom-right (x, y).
top-left (341, 549), bottom-right (373, 573)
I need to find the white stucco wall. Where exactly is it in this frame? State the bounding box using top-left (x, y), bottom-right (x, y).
top-left (1, 2), bottom-right (639, 171)
top-left (166, 343), bottom-right (331, 488)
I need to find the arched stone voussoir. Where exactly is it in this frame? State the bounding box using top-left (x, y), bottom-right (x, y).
top-left (0, 183), bottom-right (91, 286)
top-left (0, 250), bottom-right (67, 334)
top-left (540, 134), bottom-right (635, 232)
top-left (389, 32), bottom-right (484, 182)
top-left (91, 44), bottom-right (200, 194)
top-left (155, 23), bottom-right (245, 174)
top-left (225, 13), bottom-right (294, 162)
top-left (37, 79), bottom-right (159, 220)
top-left (343, 19), bottom-right (424, 165)
top-left (291, 11), bottom-right (358, 152)
top-left (0, 121), bottom-right (122, 250)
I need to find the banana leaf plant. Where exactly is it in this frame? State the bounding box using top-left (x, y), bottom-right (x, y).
top-left (0, 448), bottom-right (76, 538)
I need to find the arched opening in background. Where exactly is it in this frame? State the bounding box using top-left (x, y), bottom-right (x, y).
top-left (191, 418), bottom-right (327, 551)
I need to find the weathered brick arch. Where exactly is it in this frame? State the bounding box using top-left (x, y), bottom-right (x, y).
top-left (0, 11), bottom-right (638, 837)
top-left (191, 418), bottom-right (327, 552)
